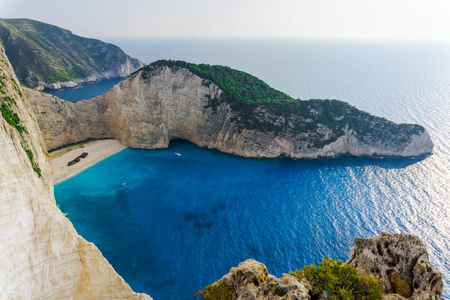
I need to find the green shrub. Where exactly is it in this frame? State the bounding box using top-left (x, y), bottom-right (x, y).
top-left (1, 103), bottom-right (41, 177)
top-left (290, 256), bottom-right (382, 300)
top-left (33, 166), bottom-right (42, 178)
top-left (143, 60), bottom-right (295, 105)
top-left (26, 149), bottom-right (34, 162)
top-left (0, 103), bottom-right (26, 134)
top-left (195, 282), bottom-right (235, 300)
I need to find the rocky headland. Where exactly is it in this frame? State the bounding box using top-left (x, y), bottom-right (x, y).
top-left (202, 233), bottom-right (444, 300)
top-left (26, 60), bottom-right (433, 158)
top-left (0, 18), bottom-right (144, 90)
top-left (0, 41), bottom-right (150, 299)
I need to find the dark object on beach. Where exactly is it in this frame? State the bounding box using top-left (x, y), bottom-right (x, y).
top-left (67, 152), bottom-right (88, 166)
top-left (67, 158), bottom-right (80, 166)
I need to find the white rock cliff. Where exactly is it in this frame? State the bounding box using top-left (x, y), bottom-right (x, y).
top-left (0, 43), bottom-right (150, 299)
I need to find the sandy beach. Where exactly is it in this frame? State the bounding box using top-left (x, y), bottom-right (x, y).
top-left (51, 139), bottom-right (126, 184)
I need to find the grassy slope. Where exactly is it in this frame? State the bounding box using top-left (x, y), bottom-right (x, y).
top-left (0, 18), bottom-right (138, 86)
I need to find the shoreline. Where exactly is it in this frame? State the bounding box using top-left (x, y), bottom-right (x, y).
top-left (51, 139), bottom-right (126, 184)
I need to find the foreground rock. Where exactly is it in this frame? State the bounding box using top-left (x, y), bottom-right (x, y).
top-left (348, 232), bottom-right (444, 299)
top-left (0, 41), bottom-right (150, 299)
top-left (0, 18), bottom-right (144, 90)
top-left (26, 62), bottom-right (433, 158)
top-left (212, 259), bottom-right (313, 300)
top-left (206, 233), bottom-right (443, 300)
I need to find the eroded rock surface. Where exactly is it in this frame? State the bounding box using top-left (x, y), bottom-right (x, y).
top-left (348, 232), bottom-right (444, 300)
top-left (23, 88), bottom-right (113, 150)
top-left (216, 259), bottom-right (313, 300)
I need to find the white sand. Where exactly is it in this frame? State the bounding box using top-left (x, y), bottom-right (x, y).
top-left (51, 139), bottom-right (126, 184)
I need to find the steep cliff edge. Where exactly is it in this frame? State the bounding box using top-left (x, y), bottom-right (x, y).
top-left (0, 18), bottom-right (144, 90)
top-left (26, 61), bottom-right (433, 158)
top-left (201, 233), bottom-right (444, 300)
top-left (0, 43), bottom-right (150, 299)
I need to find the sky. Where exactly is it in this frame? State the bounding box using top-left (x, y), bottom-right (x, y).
top-left (1, 0), bottom-right (450, 40)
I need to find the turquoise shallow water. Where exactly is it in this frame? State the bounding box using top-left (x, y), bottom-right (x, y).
top-left (55, 39), bottom-right (450, 299)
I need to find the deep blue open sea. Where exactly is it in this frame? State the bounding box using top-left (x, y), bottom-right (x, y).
top-left (54, 39), bottom-right (450, 299)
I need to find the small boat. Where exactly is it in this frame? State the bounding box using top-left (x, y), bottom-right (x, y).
top-left (67, 158), bottom-right (80, 166)
top-left (174, 152), bottom-right (182, 156)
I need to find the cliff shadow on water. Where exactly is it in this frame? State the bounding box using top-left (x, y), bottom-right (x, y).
top-left (170, 139), bottom-right (428, 170)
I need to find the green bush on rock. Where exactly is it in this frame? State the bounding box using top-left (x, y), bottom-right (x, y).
top-left (1, 103), bottom-right (26, 135)
top-left (290, 256), bottom-right (382, 300)
top-left (195, 282), bottom-right (235, 300)
top-left (1, 96), bottom-right (41, 177)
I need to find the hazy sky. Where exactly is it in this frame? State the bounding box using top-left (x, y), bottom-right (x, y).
top-left (1, 0), bottom-right (449, 40)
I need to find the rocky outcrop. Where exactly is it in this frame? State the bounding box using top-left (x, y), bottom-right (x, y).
top-left (0, 42), bottom-right (150, 299)
top-left (0, 18), bottom-right (144, 90)
top-left (205, 233), bottom-right (443, 300)
top-left (348, 232), bottom-right (444, 299)
top-left (210, 259), bottom-right (314, 300)
top-left (26, 64), bottom-right (433, 158)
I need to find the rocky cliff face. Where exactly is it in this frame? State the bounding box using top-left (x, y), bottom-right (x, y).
top-left (0, 18), bottom-right (145, 90)
top-left (348, 232), bottom-right (444, 299)
top-left (26, 64), bottom-right (433, 158)
top-left (205, 233), bottom-right (443, 300)
top-left (0, 43), bottom-right (150, 299)
top-left (23, 88), bottom-right (113, 150)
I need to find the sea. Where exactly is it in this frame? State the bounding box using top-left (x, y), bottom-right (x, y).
top-left (52, 38), bottom-right (450, 299)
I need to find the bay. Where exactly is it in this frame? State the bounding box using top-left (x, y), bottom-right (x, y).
top-left (54, 38), bottom-right (450, 299)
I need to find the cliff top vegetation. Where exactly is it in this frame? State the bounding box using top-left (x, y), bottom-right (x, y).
top-left (146, 60), bottom-right (295, 104)
top-left (137, 60), bottom-right (424, 146)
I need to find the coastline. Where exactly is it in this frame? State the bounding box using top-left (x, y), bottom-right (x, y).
top-left (51, 139), bottom-right (126, 184)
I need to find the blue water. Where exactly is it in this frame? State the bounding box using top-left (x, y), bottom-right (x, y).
top-left (54, 39), bottom-right (450, 299)
top-left (45, 77), bottom-right (124, 102)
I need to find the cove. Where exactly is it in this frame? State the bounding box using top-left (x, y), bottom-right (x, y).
top-left (45, 77), bottom-right (124, 102)
top-left (54, 140), bottom-right (440, 300)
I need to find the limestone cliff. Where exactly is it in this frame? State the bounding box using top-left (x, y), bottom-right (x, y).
top-left (26, 63), bottom-right (432, 158)
top-left (23, 88), bottom-right (113, 150)
top-left (204, 233), bottom-right (443, 300)
top-left (348, 232), bottom-right (444, 299)
top-left (0, 42), bottom-right (150, 299)
top-left (0, 18), bottom-right (145, 90)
